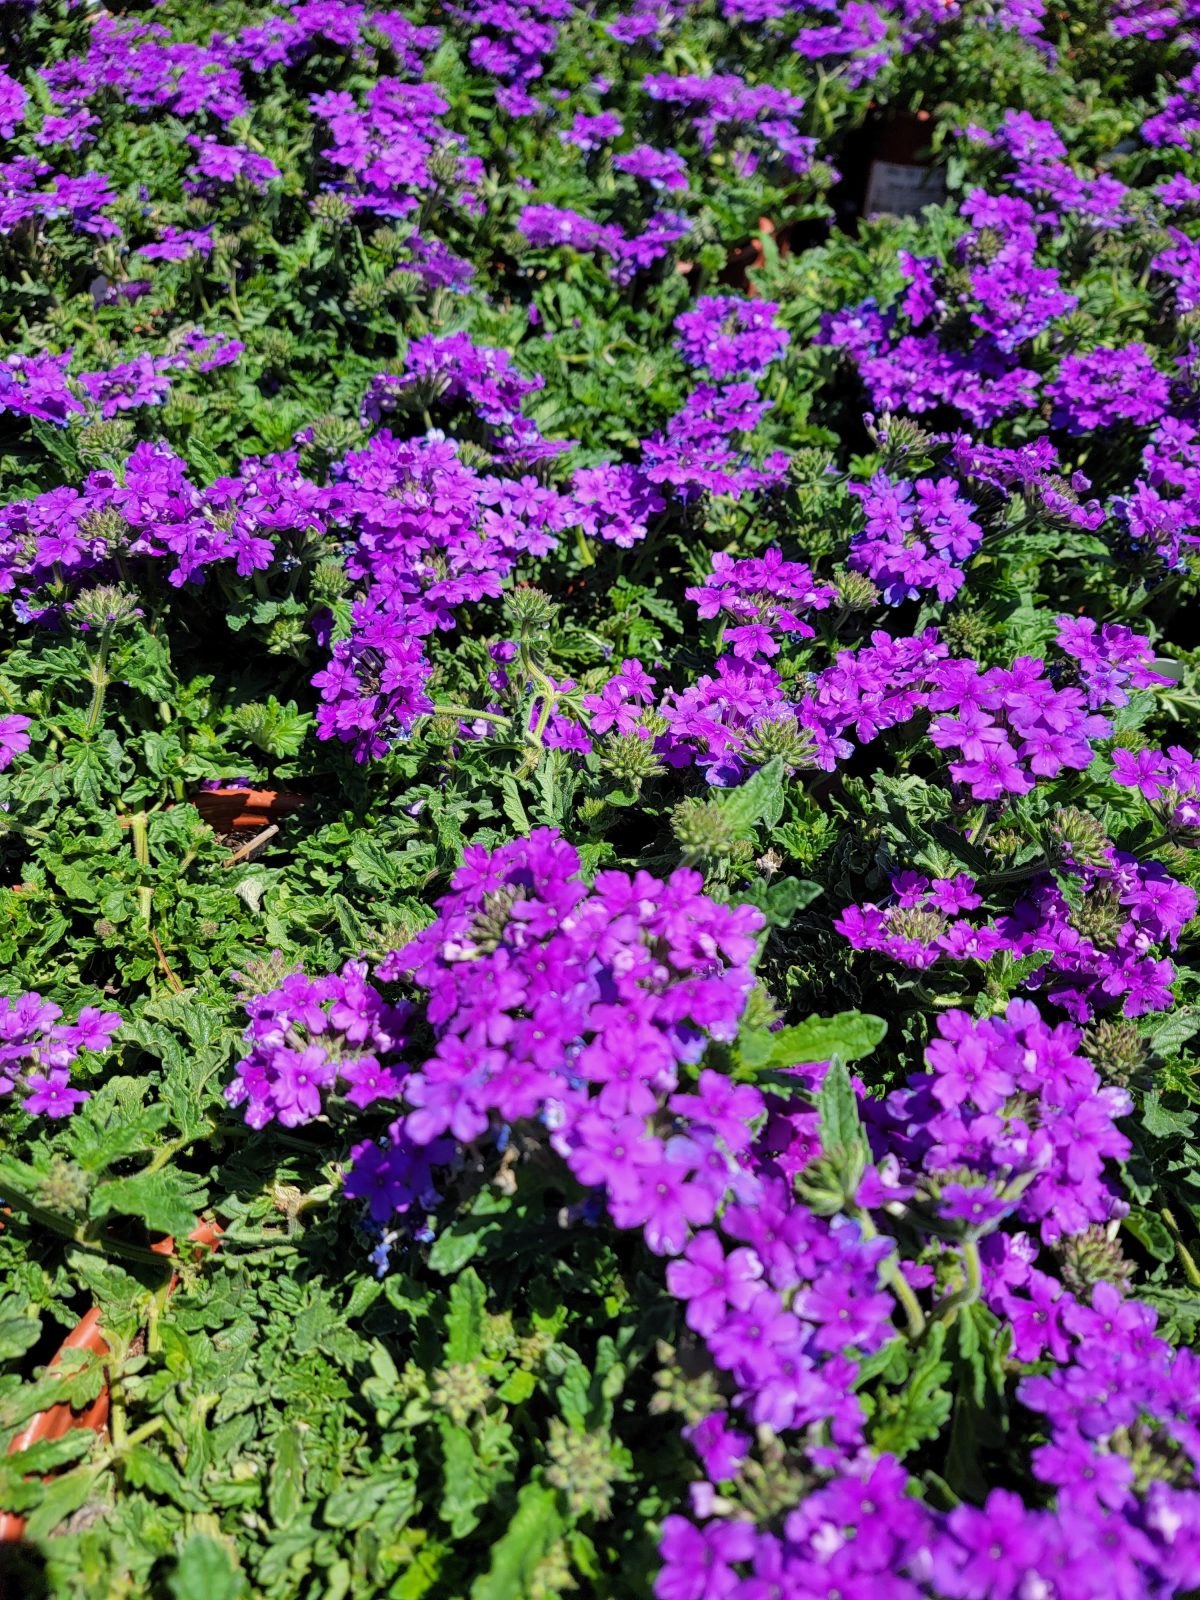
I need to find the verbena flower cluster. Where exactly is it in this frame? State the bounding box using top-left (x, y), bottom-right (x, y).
top-left (5, 0), bottom-right (1200, 1588)
top-left (0, 992), bottom-right (120, 1117)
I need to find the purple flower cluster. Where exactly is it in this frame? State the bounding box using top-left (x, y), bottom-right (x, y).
top-left (1048, 345), bottom-right (1173, 436)
top-left (517, 201), bottom-right (691, 285)
top-left (658, 1002), bottom-right (1200, 1600)
top-left (0, 712), bottom-right (31, 771)
top-left (1112, 418), bottom-right (1200, 570)
top-left (820, 116), bottom-right (1193, 440)
top-left (312, 428), bottom-right (571, 758)
top-left (0, 336), bottom-right (242, 428)
top-left (226, 960), bottom-right (412, 1129)
top-left (0, 156), bottom-right (119, 239)
top-left (229, 830), bottom-right (765, 1252)
top-left (41, 15), bottom-right (248, 128)
top-left (642, 72), bottom-right (819, 179)
top-left (361, 332), bottom-right (558, 460)
top-left (0, 992), bottom-right (121, 1117)
top-left (673, 296), bottom-right (791, 379)
top-left (0, 441), bottom-right (318, 600)
top-left (314, 76), bottom-right (482, 224)
top-left (226, 883), bottom-right (1200, 1600)
top-left (847, 470), bottom-right (984, 602)
top-left (186, 136), bottom-right (282, 193)
top-left (880, 998), bottom-right (1131, 1236)
top-left (1112, 742), bottom-right (1200, 833)
top-left (686, 549), bottom-right (837, 658)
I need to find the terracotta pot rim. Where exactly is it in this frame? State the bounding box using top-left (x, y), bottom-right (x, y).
top-left (0, 1220), bottom-right (222, 1543)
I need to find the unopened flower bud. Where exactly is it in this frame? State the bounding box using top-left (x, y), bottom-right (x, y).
top-left (431, 1363), bottom-right (492, 1427)
top-left (1054, 1224), bottom-right (1134, 1301)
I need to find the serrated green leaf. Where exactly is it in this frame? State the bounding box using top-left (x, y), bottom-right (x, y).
top-left (438, 1419), bottom-right (490, 1537)
top-left (323, 1469), bottom-right (415, 1529)
top-left (1141, 1091), bottom-right (1196, 1140)
top-left (740, 1011), bottom-right (886, 1070)
top-left (349, 834), bottom-right (401, 888)
top-left (717, 756), bottom-right (785, 834)
top-left (90, 1166), bottom-right (205, 1239)
top-left (168, 1534), bottom-right (245, 1600)
top-left (500, 774), bottom-right (530, 834)
top-left (1123, 1208), bottom-right (1175, 1263)
top-left (267, 1423), bottom-right (306, 1529)
top-left (747, 875), bottom-right (823, 927)
top-left (0, 1317), bottom-right (41, 1362)
top-left (122, 1443), bottom-right (204, 1508)
top-left (497, 1369), bottom-right (537, 1404)
top-left (469, 1480), bottom-right (563, 1600)
top-left (816, 1057), bottom-right (866, 1156)
top-left (1148, 1008), bottom-right (1200, 1059)
top-left (23, 1465), bottom-right (101, 1540)
top-left (445, 1268), bottom-right (486, 1364)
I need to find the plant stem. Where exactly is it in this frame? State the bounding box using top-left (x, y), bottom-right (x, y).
top-left (430, 702), bottom-right (510, 727)
top-left (130, 811), bottom-right (149, 868)
top-left (84, 623), bottom-right (114, 732)
top-left (855, 1210), bottom-right (926, 1339)
top-left (0, 1182), bottom-right (178, 1270)
top-left (979, 856), bottom-right (1051, 889)
top-left (1161, 1206), bottom-right (1200, 1289)
top-left (931, 1238), bottom-right (982, 1327)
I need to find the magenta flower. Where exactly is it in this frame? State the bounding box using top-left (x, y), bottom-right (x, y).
top-left (0, 713), bottom-right (31, 770)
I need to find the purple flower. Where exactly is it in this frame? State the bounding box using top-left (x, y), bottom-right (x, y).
top-left (0, 713), bottom-right (31, 770)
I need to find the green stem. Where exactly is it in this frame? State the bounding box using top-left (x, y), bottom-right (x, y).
top-left (84, 625), bottom-right (113, 732)
top-left (979, 857), bottom-right (1051, 889)
top-left (430, 702), bottom-right (510, 727)
top-left (130, 811), bottom-right (149, 868)
top-left (530, 691), bottom-right (556, 746)
top-left (0, 1182), bottom-right (179, 1270)
top-left (1160, 1207), bottom-right (1200, 1289)
top-left (855, 1210), bottom-right (926, 1339)
top-left (931, 1238), bottom-right (982, 1327)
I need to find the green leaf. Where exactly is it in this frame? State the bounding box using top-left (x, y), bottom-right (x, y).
top-left (869, 1321), bottom-right (953, 1457)
top-left (6, 1432), bottom-right (94, 1478)
top-left (427, 1188), bottom-right (512, 1273)
top-left (445, 1268), bottom-right (486, 1364)
top-left (497, 1369), bottom-right (537, 1404)
top-left (1141, 1091), bottom-right (1196, 1140)
top-left (267, 1423), bottom-right (306, 1529)
top-left (23, 1466), bottom-right (101, 1540)
top-left (500, 774), bottom-right (530, 834)
top-left (0, 1317), bottom-right (41, 1362)
top-left (717, 757), bottom-right (785, 834)
top-left (323, 1469), bottom-right (415, 1529)
top-left (168, 1535), bottom-right (245, 1600)
top-left (122, 1443), bottom-right (204, 1509)
top-left (1148, 1008), bottom-right (1200, 1058)
top-left (469, 1480), bottom-right (564, 1600)
top-left (438, 1420), bottom-right (491, 1538)
top-left (816, 1057), bottom-right (867, 1156)
top-left (1123, 1208), bottom-right (1175, 1263)
top-left (91, 1167), bottom-right (205, 1239)
top-left (349, 834), bottom-right (401, 888)
top-left (755, 876), bottom-right (823, 927)
top-left (740, 1011), bottom-right (886, 1071)
top-left (556, 1350), bottom-right (591, 1432)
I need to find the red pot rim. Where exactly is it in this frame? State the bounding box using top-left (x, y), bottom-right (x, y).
top-left (0, 1220), bottom-right (221, 1542)
top-left (193, 787), bottom-right (309, 833)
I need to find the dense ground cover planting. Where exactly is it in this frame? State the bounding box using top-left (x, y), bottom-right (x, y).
top-left (3, 0), bottom-right (1200, 1594)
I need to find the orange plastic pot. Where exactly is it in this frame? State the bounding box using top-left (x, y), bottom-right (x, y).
top-left (0, 1220), bottom-right (222, 1542)
top-left (193, 786), bottom-right (307, 833)
top-left (720, 216), bottom-right (787, 296)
